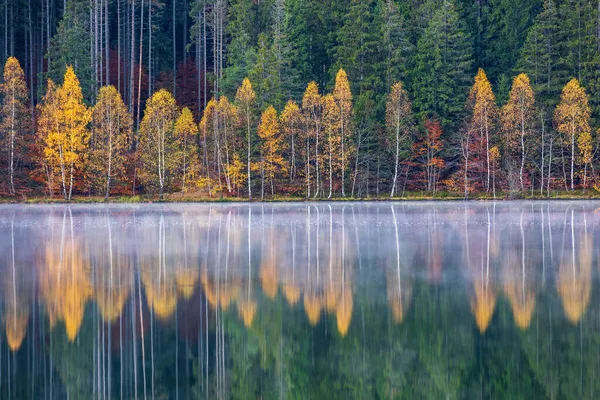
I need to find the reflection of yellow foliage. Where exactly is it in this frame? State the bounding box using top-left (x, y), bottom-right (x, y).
top-left (504, 282), bottom-right (535, 329)
top-left (237, 298), bottom-right (257, 327)
top-left (95, 261), bottom-right (132, 323)
top-left (557, 238), bottom-right (591, 324)
top-left (325, 282), bottom-right (339, 312)
top-left (304, 294), bottom-right (322, 326)
top-left (40, 238), bottom-right (93, 341)
top-left (176, 268), bottom-right (199, 299)
top-left (336, 288), bottom-right (353, 337)
top-left (471, 282), bottom-right (496, 333)
top-left (143, 274), bottom-right (178, 320)
top-left (387, 272), bottom-right (412, 324)
top-left (259, 258), bottom-right (278, 300)
top-left (201, 269), bottom-right (240, 309)
top-left (96, 286), bottom-right (130, 323)
top-left (4, 304), bottom-right (28, 352)
top-left (282, 283), bottom-right (300, 305)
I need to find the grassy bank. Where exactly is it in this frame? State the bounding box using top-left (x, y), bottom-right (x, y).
top-left (2, 190), bottom-right (600, 204)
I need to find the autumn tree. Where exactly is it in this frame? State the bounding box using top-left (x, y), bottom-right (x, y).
top-left (280, 100), bottom-right (302, 182)
top-left (90, 85), bottom-right (132, 199)
top-left (217, 96), bottom-right (240, 193)
top-left (467, 69), bottom-right (498, 193)
top-left (578, 131), bottom-right (592, 190)
top-left (174, 107), bottom-right (199, 193)
top-left (323, 94), bottom-right (340, 198)
top-left (414, 119), bottom-right (445, 193)
top-left (386, 81), bottom-right (414, 197)
top-left (138, 89), bottom-right (179, 199)
top-left (37, 80), bottom-right (61, 197)
top-left (257, 105), bottom-right (286, 198)
top-left (302, 81), bottom-right (323, 197)
top-left (333, 69), bottom-right (353, 197)
top-left (0, 57), bottom-right (29, 195)
top-left (42, 66), bottom-right (91, 201)
top-left (554, 79), bottom-right (591, 191)
top-left (501, 73), bottom-right (536, 192)
top-left (235, 78), bottom-right (256, 199)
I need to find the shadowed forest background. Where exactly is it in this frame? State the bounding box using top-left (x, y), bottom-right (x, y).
top-left (1, 0), bottom-right (600, 199)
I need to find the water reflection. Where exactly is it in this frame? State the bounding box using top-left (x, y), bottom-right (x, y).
top-left (1, 202), bottom-right (599, 398)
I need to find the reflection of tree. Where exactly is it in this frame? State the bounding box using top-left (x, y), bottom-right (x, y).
top-left (466, 208), bottom-right (496, 334)
top-left (3, 214), bottom-right (29, 352)
top-left (387, 205), bottom-right (412, 324)
top-left (556, 210), bottom-right (591, 324)
top-left (39, 208), bottom-right (93, 341)
top-left (259, 227), bottom-right (279, 300)
top-left (503, 213), bottom-right (536, 329)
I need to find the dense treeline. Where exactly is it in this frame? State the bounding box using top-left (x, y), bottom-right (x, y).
top-left (0, 0), bottom-right (600, 199)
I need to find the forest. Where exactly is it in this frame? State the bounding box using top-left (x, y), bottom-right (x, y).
top-left (1, 0), bottom-right (599, 200)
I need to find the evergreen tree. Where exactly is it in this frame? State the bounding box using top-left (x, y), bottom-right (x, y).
top-left (380, 0), bottom-right (414, 92)
top-left (517, 0), bottom-right (567, 110)
top-left (46, 0), bottom-right (94, 103)
top-left (248, 34), bottom-right (280, 109)
top-left (333, 0), bottom-right (383, 119)
top-left (413, 0), bottom-right (473, 131)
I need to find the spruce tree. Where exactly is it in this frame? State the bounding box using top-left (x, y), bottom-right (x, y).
top-left (380, 0), bottom-right (414, 92)
top-left (413, 0), bottom-right (473, 131)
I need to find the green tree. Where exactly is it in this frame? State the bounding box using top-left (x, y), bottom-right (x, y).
top-left (413, 0), bottom-right (473, 131)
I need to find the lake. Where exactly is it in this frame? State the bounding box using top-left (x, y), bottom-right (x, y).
top-left (0, 201), bottom-right (599, 399)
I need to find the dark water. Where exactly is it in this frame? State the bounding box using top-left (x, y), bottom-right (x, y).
top-left (0, 201), bottom-right (599, 399)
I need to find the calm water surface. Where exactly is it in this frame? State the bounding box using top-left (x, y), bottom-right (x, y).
top-left (0, 201), bottom-right (599, 399)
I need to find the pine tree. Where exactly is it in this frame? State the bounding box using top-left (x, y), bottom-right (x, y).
top-left (175, 107), bottom-right (199, 192)
top-left (222, 0), bottom-right (256, 96)
top-left (380, 0), bottom-right (414, 91)
top-left (138, 89), bottom-right (180, 199)
top-left (413, 0), bottom-right (473, 131)
top-left (0, 57), bottom-right (29, 195)
top-left (333, 0), bottom-right (383, 119)
top-left (553, 78), bottom-right (590, 191)
top-left (248, 33), bottom-right (280, 109)
top-left (517, 0), bottom-right (566, 110)
top-left (501, 73), bottom-right (536, 191)
top-left (90, 85), bottom-right (132, 199)
top-left (46, 0), bottom-right (94, 102)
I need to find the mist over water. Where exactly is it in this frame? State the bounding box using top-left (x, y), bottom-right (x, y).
top-left (0, 201), bottom-right (599, 399)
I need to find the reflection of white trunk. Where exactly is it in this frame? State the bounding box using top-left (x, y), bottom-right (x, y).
top-left (391, 205), bottom-right (401, 296)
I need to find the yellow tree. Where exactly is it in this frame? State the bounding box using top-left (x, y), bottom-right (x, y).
top-left (42, 66), bottom-right (91, 201)
top-left (175, 107), bottom-right (199, 193)
top-left (554, 78), bottom-right (591, 191)
top-left (578, 131), bottom-right (593, 190)
top-left (386, 81), bottom-right (414, 197)
top-left (37, 80), bottom-right (61, 197)
top-left (501, 73), bottom-right (536, 191)
top-left (280, 100), bottom-right (302, 182)
top-left (468, 69), bottom-right (497, 192)
top-left (138, 89), bottom-right (179, 199)
top-left (323, 94), bottom-right (340, 198)
top-left (302, 81), bottom-right (323, 197)
top-left (1, 57), bottom-right (30, 195)
top-left (235, 78), bottom-right (256, 199)
top-left (90, 85), bottom-right (132, 199)
top-left (258, 105), bottom-right (286, 197)
top-left (199, 99), bottom-right (217, 192)
top-left (217, 96), bottom-right (240, 193)
top-left (333, 69), bottom-right (353, 197)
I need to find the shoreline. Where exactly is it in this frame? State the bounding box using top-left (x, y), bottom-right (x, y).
top-left (3, 191), bottom-right (600, 204)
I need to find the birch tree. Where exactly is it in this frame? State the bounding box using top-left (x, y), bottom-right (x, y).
top-left (386, 81), bottom-right (413, 197)
top-left (138, 89), bottom-right (179, 199)
top-left (554, 78), bottom-right (590, 191)
top-left (0, 57), bottom-right (29, 195)
top-left (90, 85), bottom-right (132, 199)
top-left (235, 78), bottom-right (256, 199)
